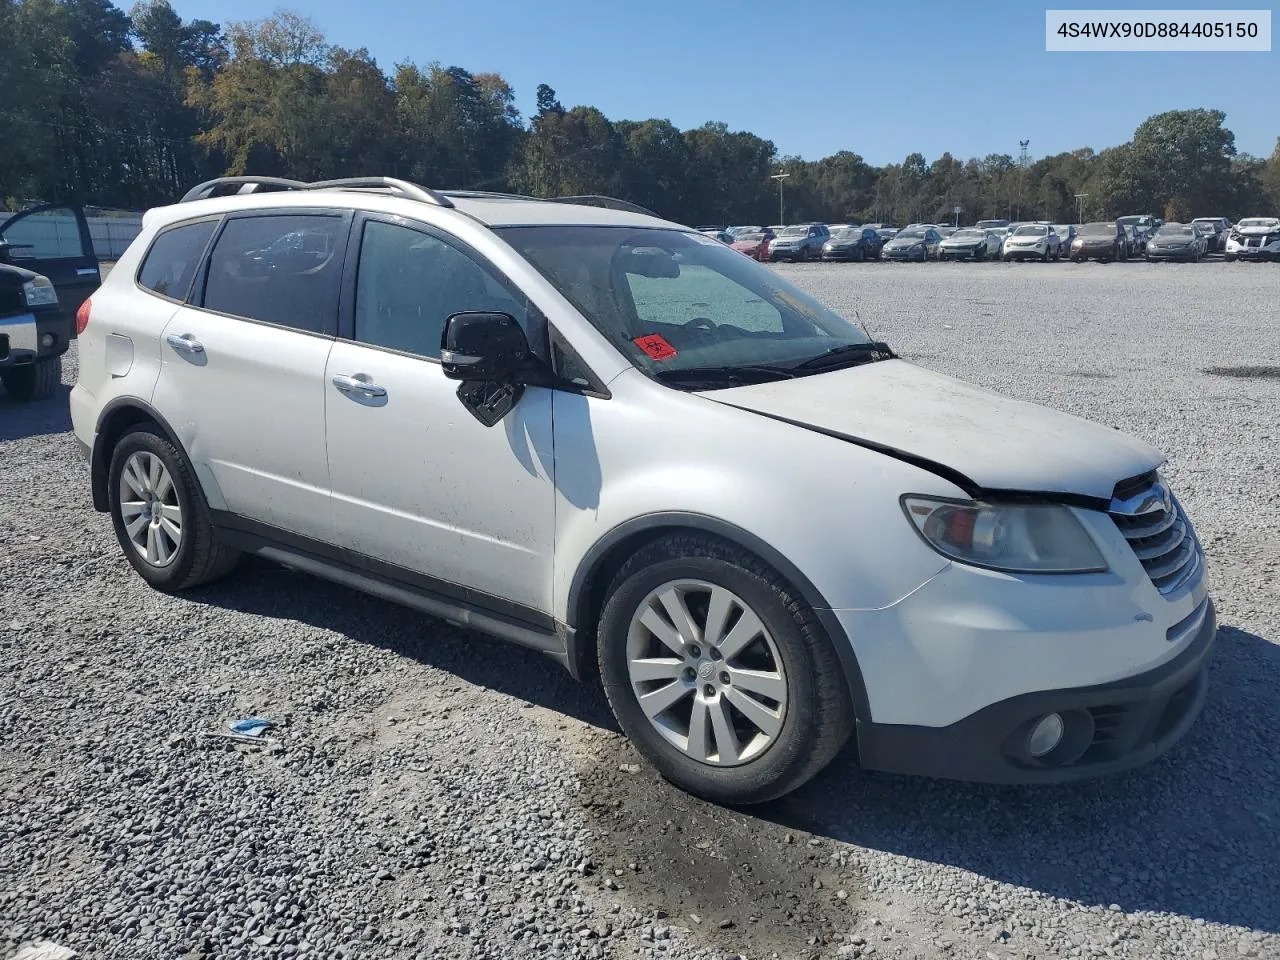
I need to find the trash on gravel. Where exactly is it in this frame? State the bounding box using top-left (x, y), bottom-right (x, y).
top-left (618, 762), bottom-right (641, 773)
top-left (201, 716), bottom-right (279, 745)
top-left (227, 717), bottom-right (277, 737)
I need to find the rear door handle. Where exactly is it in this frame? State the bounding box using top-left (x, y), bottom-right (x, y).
top-left (165, 333), bottom-right (204, 354)
top-left (332, 374), bottom-right (387, 398)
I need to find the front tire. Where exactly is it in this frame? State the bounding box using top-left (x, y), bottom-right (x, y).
top-left (597, 533), bottom-right (853, 805)
top-left (1, 355), bottom-right (61, 401)
top-left (108, 426), bottom-right (240, 592)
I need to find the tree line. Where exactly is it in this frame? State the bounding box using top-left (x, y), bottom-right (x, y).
top-left (3, 0), bottom-right (1279, 225)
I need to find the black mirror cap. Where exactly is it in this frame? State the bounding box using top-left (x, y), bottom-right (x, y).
top-left (440, 311), bottom-right (530, 382)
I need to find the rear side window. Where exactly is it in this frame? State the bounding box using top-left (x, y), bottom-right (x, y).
top-left (137, 220), bottom-right (217, 301)
top-left (203, 215), bottom-right (346, 334)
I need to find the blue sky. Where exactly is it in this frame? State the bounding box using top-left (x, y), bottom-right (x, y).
top-left (174, 0), bottom-right (1277, 165)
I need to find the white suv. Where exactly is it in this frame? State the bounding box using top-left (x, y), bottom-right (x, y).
top-left (70, 177), bottom-right (1215, 804)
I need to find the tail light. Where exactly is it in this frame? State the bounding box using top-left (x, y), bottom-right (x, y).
top-left (75, 297), bottom-right (92, 336)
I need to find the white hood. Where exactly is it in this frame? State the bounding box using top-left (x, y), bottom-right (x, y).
top-left (701, 359), bottom-right (1162, 501)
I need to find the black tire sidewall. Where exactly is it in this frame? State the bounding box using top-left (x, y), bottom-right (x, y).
top-left (108, 428), bottom-right (202, 589)
top-left (598, 552), bottom-right (826, 803)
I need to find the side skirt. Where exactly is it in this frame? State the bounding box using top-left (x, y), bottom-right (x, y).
top-left (210, 512), bottom-right (574, 673)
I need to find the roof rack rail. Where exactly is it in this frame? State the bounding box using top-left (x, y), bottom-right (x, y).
top-left (179, 176), bottom-right (455, 208)
top-left (442, 190), bottom-right (540, 202)
top-left (547, 195), bottom-right (660, 218)
top-left (180, 177), bottom-right (307, 202)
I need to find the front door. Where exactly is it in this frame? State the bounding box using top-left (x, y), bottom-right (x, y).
top-left (151, 211), bottom-right (349, 542)
top-left (324, 215), bottom-right (556, 618)
top-left (0, 204), bottom-right (100, 324)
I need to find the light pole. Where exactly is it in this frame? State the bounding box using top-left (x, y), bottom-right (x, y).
top-left (770, 173), bottom-right (790, 224)
top-left (1074, 193), bottom-right (1088, 223)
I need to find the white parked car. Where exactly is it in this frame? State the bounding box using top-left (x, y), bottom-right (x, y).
top-left (1002, 223), bottom-right (1062, 261)
top-left (937, 227), bottom-right (1001, 261)
top-left (1223, 217), bottom-right (1280, 262)
top-left (70, 176), bottom-right (1215, 804)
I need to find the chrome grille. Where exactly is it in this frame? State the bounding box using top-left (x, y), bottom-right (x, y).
top-left (1109, 475), bottom-right (1202, 596)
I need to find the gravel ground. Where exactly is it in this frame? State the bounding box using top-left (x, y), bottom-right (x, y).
top-left (2, 259), bottom-right (1278, 960)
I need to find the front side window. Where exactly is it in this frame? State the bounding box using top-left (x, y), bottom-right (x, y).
top-left (354, 220), bottom-right (527, 359)
top-left (203, 215), bottom-right (346, 333)
top-left (137, 220), bottom-right (218, 301)
top-left (497, 226), bottom-right (881, 385)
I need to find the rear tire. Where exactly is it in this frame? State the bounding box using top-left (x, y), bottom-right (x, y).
top-left (108, 426), bottom-right (240, 592)
top-left (1, 355), bottom-right (61, 401)
top-left (597, 533), bottom-right (853, 805)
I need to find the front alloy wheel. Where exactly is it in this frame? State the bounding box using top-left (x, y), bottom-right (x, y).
top-left (625, 580), bottom-right (787, 766)
top-left (597, 533), bottom-right (853, 804)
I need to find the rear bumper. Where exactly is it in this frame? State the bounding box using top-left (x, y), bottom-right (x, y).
top-left (856, 596), bottom-right (1215, 783)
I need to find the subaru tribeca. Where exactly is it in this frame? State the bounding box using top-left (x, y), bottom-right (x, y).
top-left (69, 177), bottom-right (1215, 804)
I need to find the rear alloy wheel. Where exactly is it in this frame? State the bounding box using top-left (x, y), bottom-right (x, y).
top-left (108, 426), bottom-right (239, 591)
top-left (0, 355), bottom-right (61, 402)
top-left (598, 534), bottom-right (852, 804)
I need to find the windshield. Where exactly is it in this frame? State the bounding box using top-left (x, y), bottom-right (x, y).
top-left (1156, 224), bottom-right (1193, 237)
top-left (780, 226), bottom-right (808, 237)
top-left (895, 229), bottom-right (925, 239)
top-left (831, 228), bottom-right (861, 239)
top-left (1238, 219), bottom-right (1277, 228)
top-left (735, 232), bottom-right (766, 242)
top-left (1014, 225), bottom-right (1047, 236)
top-left (496, 226), bottom-right (878, 384)
top-left (1116, 216), bottom-right (1149, 227)
top-left (1078, 222), bottom-right (1114, 236)
top-left (950, 229), bottom-right (984, 239)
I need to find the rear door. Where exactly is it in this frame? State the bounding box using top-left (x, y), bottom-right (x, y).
top-left (151, 209), bottom-right (350, 543)
top-left (0, 204), bottom-right (100, 325)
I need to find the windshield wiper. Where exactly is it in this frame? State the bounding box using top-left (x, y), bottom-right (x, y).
top-left (653, 364), bottom-right (797, 387)
top-left (791, 341), bottom-right (895, 371)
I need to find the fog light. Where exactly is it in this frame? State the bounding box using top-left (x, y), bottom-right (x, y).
top-left (40, 333), bottom-right (55, 348)
top-left (1028, 713), bottom-right (1065, 758)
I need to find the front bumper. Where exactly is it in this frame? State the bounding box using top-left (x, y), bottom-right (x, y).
top-left (883, 247), bottom-right (925, 260)
top-left (821, 247), bottom-right (864, 261)
top-left (1004, 245), bottom-right (1048, 259)
top-left (856, 596), bottom-right (1215, 783)
top-left (939, 245), bottom-right (985, 259)
top-left (1226, 242), bottom-right (1280, 260)
top-left (1145, 246), bottom-right (1198, 261)
top-left (0, 309), bottom-right (73, 367)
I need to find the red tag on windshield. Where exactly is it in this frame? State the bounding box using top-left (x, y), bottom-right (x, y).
top-left (633, 334), bottom-right (677, 361)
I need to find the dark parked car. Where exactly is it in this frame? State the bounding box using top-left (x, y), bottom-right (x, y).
top-left (0, 242), bottom-right (73, 400)
top-left (820, 226), bottom-right (884, 261)
top-left (1144, 222), bottom-right (1206, 262)
top-left (881, 226), bottom-right (942, 261)
top-left (768, 223), bottom-right (829, 262)
top-left (0, 203), bottom-right (99, 325)
top-left (1070, 221), bottom-right (1128, 262)
top-left (1190, 217), bottom-right (1230, 253)
top-left (1116, 215), bottom-right (1160, 253)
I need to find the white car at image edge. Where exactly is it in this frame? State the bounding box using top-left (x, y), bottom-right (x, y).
top-left (69, 176), bottom-right (1215, 804)
top-left (1223, 217), bottom-right (1280, 262)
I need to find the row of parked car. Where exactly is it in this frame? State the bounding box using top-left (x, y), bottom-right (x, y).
top-left (699, 215), bottom-right (1280, 265)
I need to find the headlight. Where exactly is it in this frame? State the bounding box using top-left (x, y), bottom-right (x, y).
top-left (22, 277), bottom-right (58, 307)
top-left (901, 496), bottom-right (1108, 573)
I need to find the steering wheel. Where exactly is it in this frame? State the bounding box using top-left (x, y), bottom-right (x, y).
top-left (684, 317), bottom-right (719, 338)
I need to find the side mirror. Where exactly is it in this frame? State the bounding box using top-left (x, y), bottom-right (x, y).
top-left (441, 311), bottom-right (530, 383)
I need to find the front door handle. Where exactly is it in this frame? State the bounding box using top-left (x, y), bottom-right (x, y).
top-left (165, 333), bottom-right (204, 354)
top-left (332, 373), bottom-right (387, 398)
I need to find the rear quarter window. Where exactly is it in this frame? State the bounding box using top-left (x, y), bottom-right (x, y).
top-left (136, 219), bottom-right (219, 301)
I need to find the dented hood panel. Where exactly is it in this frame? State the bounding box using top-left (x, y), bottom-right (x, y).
top-left (701, 359), bottom-right (1162, 501)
